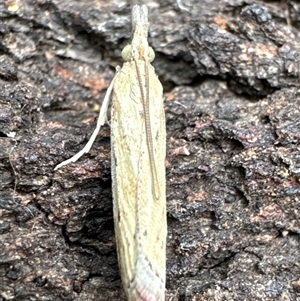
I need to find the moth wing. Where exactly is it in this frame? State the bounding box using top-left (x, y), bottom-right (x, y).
top-left (111, 61), bottom-right (166, 301)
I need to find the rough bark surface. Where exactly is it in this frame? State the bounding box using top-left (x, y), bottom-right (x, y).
top-left (1, 0), bottom-right (300, 300)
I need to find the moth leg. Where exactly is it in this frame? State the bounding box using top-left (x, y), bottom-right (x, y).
top-left (54, 74), bottom-right (118, 170)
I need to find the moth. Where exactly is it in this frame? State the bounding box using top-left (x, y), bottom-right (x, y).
top-left (55, 5), bottom-right (166, 301)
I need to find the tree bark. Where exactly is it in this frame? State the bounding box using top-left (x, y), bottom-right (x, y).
top-left (1, 0), bottom-right (300, 300)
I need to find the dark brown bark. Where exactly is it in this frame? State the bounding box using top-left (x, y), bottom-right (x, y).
top-left (1, 0), bottom-right (300, 300)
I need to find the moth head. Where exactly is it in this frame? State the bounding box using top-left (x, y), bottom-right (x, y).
top-left (121, 44), bottom-right (155, 62)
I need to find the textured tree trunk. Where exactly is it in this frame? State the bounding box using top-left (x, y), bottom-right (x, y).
top-left (1, 1), bottom-right (300, 300)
